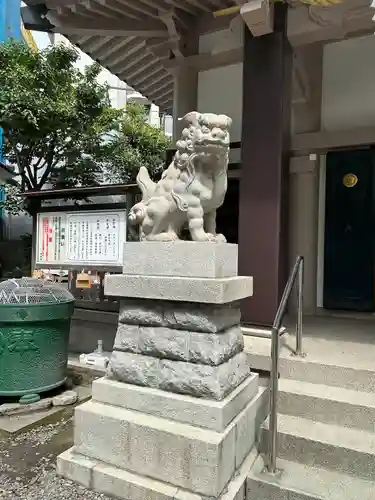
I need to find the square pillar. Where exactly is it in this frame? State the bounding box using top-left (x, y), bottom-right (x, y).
top-left (172, 34), bottom-right (198, 142)
top-left (238, 5), bottom-right (292, 325)
top-left (172, 68), bottom-right (198, 142)
top-left (289, 156), bottom-right (319, 314)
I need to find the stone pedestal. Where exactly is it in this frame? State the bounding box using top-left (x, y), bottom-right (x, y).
top-left (58, 242), bottom-right (268, 500)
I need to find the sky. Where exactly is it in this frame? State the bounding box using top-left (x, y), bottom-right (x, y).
top-left (31, 31), bottom-right (51, 50)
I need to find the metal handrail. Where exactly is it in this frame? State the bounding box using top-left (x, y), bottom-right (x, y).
top-left (268, 255), bottom-right (305, 474)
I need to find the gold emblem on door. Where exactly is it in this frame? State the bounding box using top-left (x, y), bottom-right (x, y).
top-left (343, 173), bottom-right (358, 188)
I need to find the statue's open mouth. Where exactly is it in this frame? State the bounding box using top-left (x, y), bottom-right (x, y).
top-left (194, 140), bottom-right (229, 154)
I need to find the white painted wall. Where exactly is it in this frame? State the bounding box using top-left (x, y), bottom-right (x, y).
top-left (198, 65), bottom-right (243, 143)
top-left (322, 34), bottom-right (375, 132)
top-left (198, 27), bottom-right (243, 143)
top-left (198, 30), bottom-right (375, 139)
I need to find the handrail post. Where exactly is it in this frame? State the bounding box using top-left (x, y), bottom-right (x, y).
top-left (268, 326), bottom-right (280, 474)
top-left (266, 255), bottom-right (306, 475)
top-left (295, 258), bottom-right (304, 357)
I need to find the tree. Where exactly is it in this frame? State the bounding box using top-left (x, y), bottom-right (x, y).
top-left (99, 103), bottom-right (172, 185)
top-left (0, 39), bottom-right (121, 214)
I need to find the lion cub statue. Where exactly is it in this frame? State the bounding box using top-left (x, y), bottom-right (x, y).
top-left (129, 111), bottom-right (232, 242)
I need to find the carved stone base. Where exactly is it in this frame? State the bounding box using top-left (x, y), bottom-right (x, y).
top-left (58, 243), bottom-right (262, 500)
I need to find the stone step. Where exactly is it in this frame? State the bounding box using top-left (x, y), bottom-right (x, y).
top-left (259, 414), bottom-right (375, 480)
top-left (244, 336), bottom-right (375, 392)
top-left (58, 445), bottom-right (259, 500)
top-left (278, 378), bottom-right (375, 431)
top-left (246, 455), bottom-right (375, 500)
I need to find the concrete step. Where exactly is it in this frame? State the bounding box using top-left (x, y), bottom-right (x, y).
top-left (259, 413), bottom-right (375, 480)
top-left (244, 335), bottom-right (375, 392)
top-left (278, 378), bottom-right (375, 432)
top-left (247, 455), bottom-right (375, 500)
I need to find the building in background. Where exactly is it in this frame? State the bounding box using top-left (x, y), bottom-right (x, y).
top-left (22, 0), bottom-right (375, 326)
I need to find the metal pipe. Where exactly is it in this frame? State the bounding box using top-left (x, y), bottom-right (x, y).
top-left (213, 5), bottom-right (241, 18)
top-left (267, 255), bottom-right (305, 474)
top-left (268, 326), bottom-right (280, 474)
top-left (273, 260), bottom-right (300, 329)
top-left (296, 258), bottom-right (304, 356)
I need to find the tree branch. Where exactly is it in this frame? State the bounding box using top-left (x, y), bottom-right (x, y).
top-left (37, 134), bottom-right (57, 189)
top-left (34, 156), bottom-right (46, 170)
top-left (26, 163), bottom-right (36, 187)
top-left (23, 146), bottom-right (39, 186)
top-left (22, 173), bottom-right (33, 190)
top-left (0, 162), bottom-right (15, 176)
top-left (12, 148), bottom-right (33, 190)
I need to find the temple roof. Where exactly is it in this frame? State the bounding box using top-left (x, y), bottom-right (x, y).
top-left (21, 0), bottom-right (375, 114)
top-left (22, 1), bottom-right (239, 112)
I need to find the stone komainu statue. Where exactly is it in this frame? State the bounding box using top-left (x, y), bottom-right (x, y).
top-left (129, 111), bottom-right (232, 242)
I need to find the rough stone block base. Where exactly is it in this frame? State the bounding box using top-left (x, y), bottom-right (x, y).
top-left (58, 445), bottom-right (258, 500)
top-left (108, 350), bottom-right (250, 400)
top-left (109, 298), bottom-right (251, 401)
top-left (117, 299), bottom-right (241, 334)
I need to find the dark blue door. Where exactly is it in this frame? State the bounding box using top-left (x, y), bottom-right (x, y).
top-left (324, 149), bottom-right (375, 311)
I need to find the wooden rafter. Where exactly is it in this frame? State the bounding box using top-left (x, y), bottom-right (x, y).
top-left (46, 13), bottom-right (169, 36)
top-left (106, 0), bottom-right (160, 18)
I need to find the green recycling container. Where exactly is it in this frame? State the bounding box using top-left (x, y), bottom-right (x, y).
top-left (0, 277), bottom-right (74, 398)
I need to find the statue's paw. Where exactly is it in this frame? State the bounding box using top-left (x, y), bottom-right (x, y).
top-left (202, 233), bottom-right (216, 242)
top-left (146, 231), bottom-right (179, 241)
top-left (168, 231), bottom-right (179, 241)
top-left (192, 232), bottom-right (221, 242)
top-left (128, 203), bottom-right (146, 224)
top-left (214, 233), bottom-right (227, 243)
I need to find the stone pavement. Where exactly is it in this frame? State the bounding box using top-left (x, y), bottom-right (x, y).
top-left (0, 407), bottom-right (111, 500)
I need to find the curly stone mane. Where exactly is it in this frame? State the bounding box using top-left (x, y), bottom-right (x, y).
top-left (128, 111), bottom-right (232, 242)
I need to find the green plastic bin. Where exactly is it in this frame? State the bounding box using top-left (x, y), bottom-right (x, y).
top-left (0, 277), bottom-right (74, 400)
